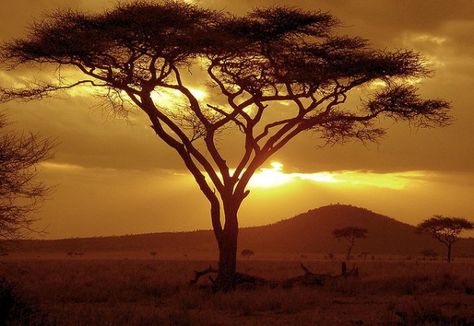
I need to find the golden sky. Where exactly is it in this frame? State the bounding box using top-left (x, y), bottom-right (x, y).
top-left (1, 0), bottom-right (473, 238)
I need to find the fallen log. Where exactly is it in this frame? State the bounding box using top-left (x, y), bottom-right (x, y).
top-left (189, 265), bottom-right (217, 287)
top-left (282, 262), bottom-right (360, 288)
top-left (281, 263), bottom-right (331, 288)
top-left (234, 272), bottom-right (268, 286)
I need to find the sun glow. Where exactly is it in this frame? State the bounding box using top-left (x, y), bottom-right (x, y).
top-left (249, 162), bottom-right (338, 188)
top-left (369, 77), bottom-right (422, 90)
top-left (248, 162), bottom-right (294, 187)
top-left (150, 87), bottom-right (208, 108)
top-left (248, 162), bottom-right (423, 190)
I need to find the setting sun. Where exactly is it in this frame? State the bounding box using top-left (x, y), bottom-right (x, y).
top-left (248, 162), bottom-right (421, 190)
top-left (150, 87), bottom-right (208, 108)
top-left (249, 162), bottom-right (292, 187)
top-left (249, 161), bottom-right (338, 188)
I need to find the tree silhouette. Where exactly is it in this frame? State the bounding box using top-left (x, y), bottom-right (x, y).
top-left (333, 226), bottom-right (368, 261)
top-left (0, 2), bottom-right (450, 289)
top-left (417, 216), bottom-right (473, 263)
top-left (0, 113), bottom-right (53, 245)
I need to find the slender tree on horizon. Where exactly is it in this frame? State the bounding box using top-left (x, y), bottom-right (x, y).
top-left (333, 226), bottom-right (368, 261)
top-left (0, 1), bottom-right (450, 290)
top-left (417, 216), bottom-right (473, 263)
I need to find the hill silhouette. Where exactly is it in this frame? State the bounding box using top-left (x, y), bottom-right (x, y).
top-left (5, 205), bottom-right (474, 257)
top-left (239, 205), bottom-right (474, 256)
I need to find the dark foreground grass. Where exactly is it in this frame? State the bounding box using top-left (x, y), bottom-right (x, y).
top-left (1, 259), bottom-right (473, 325)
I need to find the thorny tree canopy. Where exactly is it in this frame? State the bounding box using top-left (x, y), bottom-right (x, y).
top-left (0, 114), bottom-right (53, 239)
top-left (0, 1), bottom-right (451, 200)
top-left (333, 227), bottom-right (368, 240)
top-left (417, 216), bottom-right (474, 246)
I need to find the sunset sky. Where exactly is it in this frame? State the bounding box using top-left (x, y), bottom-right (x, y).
top-left (1, 0), bottom-right (473, 239)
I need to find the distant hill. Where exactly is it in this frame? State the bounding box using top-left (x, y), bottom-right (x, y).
top-left (239, 204), bottom-right (474, 256)
top-left (5, 204), bottom-right (474, 257)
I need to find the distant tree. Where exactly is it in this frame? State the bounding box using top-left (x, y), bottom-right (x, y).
top-left (241, 249), bottom-right (254, 258)
top-left (333, 226), bottom-right (368, 260)
top-left (417, 216), bottom-right (473, 263)
top-left (0, 2), bottom-right (450, 290)
top-left (0, 113), bottom-right (53, 247)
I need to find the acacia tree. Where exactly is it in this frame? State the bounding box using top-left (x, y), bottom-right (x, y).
top-left (0, 2), bottom-right (450, 289)
top-left (0, 113), bottom-right (53, 245)
top-left (333, 226), bottom-right (368, 260)
top-left (417, 216), bottom-right (473, 263)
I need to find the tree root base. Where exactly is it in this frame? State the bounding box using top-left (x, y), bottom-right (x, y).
top-left (189, 262), bottom-right (359, 291)
top-left (189, 265), bottom-right (269, 290)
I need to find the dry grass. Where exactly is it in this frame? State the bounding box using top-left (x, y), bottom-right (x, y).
top-left (1, 257), bottom-right (473, 325)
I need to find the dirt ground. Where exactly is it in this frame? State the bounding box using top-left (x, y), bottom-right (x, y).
top-left (1, 255), bottom-right (473, 325)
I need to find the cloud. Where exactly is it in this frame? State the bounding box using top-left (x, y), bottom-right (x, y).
top-left (40, 162), bottom-right (85, 171)
top-left (248, 161), bottom-right (428, 190)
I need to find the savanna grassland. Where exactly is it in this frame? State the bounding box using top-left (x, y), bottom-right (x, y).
top-left (1, 256), bottom-right (473, 325)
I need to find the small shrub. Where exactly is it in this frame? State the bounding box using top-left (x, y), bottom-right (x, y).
top-left (241, 249), bottom-right (254, 258)
top-left (168, 308), bottom-right (191, 326)
top-left (0, 278), bottom-right (17, 321)
top-left (66, 251), bottom-right (84, 256)
top-left (393, 299), bottom-right (471, 325)
top-left (421, 248), bottom-right (438, 261)
top-left (0, 277), bottom-right (45, 325)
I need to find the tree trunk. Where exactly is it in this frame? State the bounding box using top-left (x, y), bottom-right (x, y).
top-left (215, 203), bottom-right (239, 291)
top-left (447, 243), bottom-right (452, 263)
top-left (346, 246), bottom-right (352, 261)
top-left (346, 238), bottom-right (354, 261)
